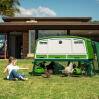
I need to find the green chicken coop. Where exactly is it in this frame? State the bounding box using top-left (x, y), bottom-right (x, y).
top-left (32, 36), bottom-right (99, 76)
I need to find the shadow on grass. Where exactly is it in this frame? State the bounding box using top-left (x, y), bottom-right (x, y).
top-left (29, 72), bottom-right (41, 76)
top-left (29, 72), bottom-right (32, 75)
top-left (95, 70), bottom-right (99, 74)
top-left (3, 78), bottom-right (8, 80)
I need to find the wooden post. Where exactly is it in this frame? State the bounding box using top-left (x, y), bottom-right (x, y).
top-left (4, 32), bottom-right (6, 59)
top-left (35, 30), bottom-right (38, 40)
top-left (7, 33), bottom-right (10, 58)
top-left (67, 29), bottom-right (70, 35)
top-left (22, 31), bottom-right (28, 58)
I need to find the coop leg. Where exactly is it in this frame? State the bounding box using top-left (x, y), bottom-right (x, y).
top-left (92, 61), bottom-right (96, 75)
top-left (86, 62), bottom-right (92, 77)
top-left (78, 61), bottom-right (81, 68)
top-left (32, 61), bottom-right (36, 75)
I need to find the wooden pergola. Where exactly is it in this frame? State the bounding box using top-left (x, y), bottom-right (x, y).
top-left (0, 22), bottom-right (99, 31)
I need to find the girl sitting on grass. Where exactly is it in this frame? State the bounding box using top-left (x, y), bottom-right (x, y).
top-left (3, 56), bottom-right (29, 81)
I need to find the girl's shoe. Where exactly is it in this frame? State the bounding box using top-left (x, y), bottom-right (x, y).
top-left (19, 76), bottom-right (28, 81)
top-left (23, 78), bottom-right (28, 81)
top-left (13, 78), bottom-right (18, 81)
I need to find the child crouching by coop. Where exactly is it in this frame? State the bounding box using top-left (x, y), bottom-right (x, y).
top-left (3, 56), bottom-right (29, 81)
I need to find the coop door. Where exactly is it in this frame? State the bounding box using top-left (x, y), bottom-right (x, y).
top-left (48, 38), bottom-right (71, 54)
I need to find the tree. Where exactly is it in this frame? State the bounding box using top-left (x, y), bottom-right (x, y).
top-left (0, 0), bottom-right (20, 17)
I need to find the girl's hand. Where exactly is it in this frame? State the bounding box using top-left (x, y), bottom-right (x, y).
top-left (19, 67), bottom-right (29, 70)
top-left (25, 68), bottom-right (29, 70)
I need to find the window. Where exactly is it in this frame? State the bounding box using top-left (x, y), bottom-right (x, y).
top-left (0, 35), bottom-right (7, 56)
top-left (28, 30), bottom-right (35, 53)
top-left (40, 42), bottom-right (48, 44)
top-left (74, 40), bottom-right (83, 44)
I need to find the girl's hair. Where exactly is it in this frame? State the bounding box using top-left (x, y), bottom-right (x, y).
top-left (8, 56), bottom-right (16, 63)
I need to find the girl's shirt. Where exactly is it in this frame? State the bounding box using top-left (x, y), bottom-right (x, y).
top-left (6, 64), bottom-right (19, 79)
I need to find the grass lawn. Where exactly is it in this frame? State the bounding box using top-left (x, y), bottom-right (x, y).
top-left (0, 59), bottom-right (99, 99)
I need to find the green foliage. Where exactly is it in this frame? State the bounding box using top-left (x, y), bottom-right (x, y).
top-left (0, 60), bottom-right (99, 99)
top-left (0, 0), bottom-right (20, 17)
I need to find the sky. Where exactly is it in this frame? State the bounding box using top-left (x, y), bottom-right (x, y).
top-left (1, 0), bottom-right (99, 21)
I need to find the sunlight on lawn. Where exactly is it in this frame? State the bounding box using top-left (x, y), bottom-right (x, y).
top-left (0, 59), bottom-right (99, 99)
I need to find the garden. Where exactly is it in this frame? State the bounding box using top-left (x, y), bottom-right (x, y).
top-left (0, 59), bottom-right (99, 99)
